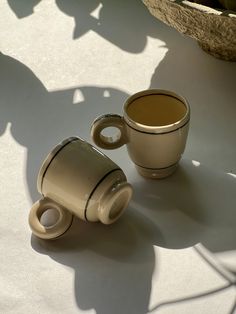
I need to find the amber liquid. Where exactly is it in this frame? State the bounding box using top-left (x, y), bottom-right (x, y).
top-left (126, 94), bottom-right (187, 126)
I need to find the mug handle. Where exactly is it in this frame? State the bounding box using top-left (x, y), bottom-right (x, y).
top-left (28, 197), bottom-right (73, 240)
top-left (91, 114), bottom-right (127, 149)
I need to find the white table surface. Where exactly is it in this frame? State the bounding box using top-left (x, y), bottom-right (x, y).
top-left (0, 1), bottom-right (236, 313)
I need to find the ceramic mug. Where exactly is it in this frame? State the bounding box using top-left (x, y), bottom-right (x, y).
top-left (91, 89), bottom-right (190, 179)
top-left (29, 137), bottom-right (133, 239)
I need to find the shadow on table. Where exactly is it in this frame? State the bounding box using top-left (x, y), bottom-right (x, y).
top-left (31, 209), bottom-right (236, 313)
top-left (55, 0), bottom-right (160, 53)
top-left (6, 0), bottom-right (41, 18)
top-left (6, 0), bottom-right (161, 53)
top-left (31, 209), bottom-right (159, 314)
top-left (128, 159), bottom-right (236, 254)
top-left (148, 243), bottom-right (236, 313)
top-left (150, 284), bottom-right (236, 313)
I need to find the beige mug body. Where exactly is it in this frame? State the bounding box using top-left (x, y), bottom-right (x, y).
top-left (91, 89), bottom-right (190, 179)
top-left (29, 137), bottom-right (132, 240)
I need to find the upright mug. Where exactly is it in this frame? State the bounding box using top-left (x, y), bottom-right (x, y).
top-left (91, 89), bottom-right (190, 179)
top-left (29, 137), bottom-right (133, 239)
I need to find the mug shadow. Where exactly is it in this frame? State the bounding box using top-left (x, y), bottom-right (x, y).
top-left (31, 209), bottom-right (161, 314)
top-left (127, 159), bottom-right (236, 254)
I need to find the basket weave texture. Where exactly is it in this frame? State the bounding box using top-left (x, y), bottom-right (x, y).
top-left (143, 0), bottom-right (236, 61)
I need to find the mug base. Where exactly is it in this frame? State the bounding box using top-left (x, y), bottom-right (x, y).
top-left (135, 163), bottom-right (178, 179)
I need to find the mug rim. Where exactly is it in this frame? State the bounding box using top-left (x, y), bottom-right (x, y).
top-left (37, 137), bottom-right (79, 193)
top-left (123, 89), bottom-right (190, 134)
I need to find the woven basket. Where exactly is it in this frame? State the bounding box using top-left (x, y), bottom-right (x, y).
top-left (143, 0), bottom-right (236, 61)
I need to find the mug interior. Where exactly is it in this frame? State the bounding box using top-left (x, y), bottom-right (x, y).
top-left (126, 93), bottom-right (187, 127)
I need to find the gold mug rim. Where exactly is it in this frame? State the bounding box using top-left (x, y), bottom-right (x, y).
top-left (123, 89), bottom-right (190, 134)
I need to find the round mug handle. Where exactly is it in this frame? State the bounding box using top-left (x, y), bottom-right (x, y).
top-left (91, 114), bottom-right (127, 149)
top-left (29, 197), bottom-right (73, 240)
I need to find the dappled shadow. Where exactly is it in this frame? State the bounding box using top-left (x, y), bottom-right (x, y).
top-left (128, 159), bottom-right (236, 253)
top-left (6, 0), bottom-right (162, 53)
top-left (7, 0), bottom-right (41, 18)
top-left (55, 0), bottom-right (161, 52)
top-left (148, 244), bottom-right (236, 313)
top-left (150, 283), bottom-right (235, 313)
top-left (31, 209), bottom-right (160, 314)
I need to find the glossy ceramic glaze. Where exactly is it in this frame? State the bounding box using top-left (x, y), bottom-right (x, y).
top-left (29, 137), bottom-right (132, 239)
top-left (91, 89), bottom-right (190, 178)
